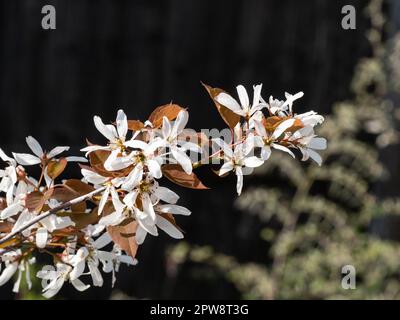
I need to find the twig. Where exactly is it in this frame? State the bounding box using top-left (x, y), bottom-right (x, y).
top-left (0, 186), bottom-right (106, 246)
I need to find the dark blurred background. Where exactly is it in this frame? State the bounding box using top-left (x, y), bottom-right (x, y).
top-left (1, 0), bottom-right (400, 300)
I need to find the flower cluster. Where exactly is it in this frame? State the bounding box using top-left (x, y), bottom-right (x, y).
top-left (0, 83), bottom-right (326, 298)
top-left (208, 84), bottom-right (326, 195)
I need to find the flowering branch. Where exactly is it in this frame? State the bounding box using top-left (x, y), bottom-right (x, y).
top-left (0, 83), bottom-right (327, 297)
top-left (0, 187), bottom-right (105, 246)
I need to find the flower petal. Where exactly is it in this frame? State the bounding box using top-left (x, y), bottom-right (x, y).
top-left (261, 146), bottom-right (272, 161)
top-left (36, 227), bottom-right (48, 249)
top-left (309, 137), bottom-right (327, 150)
top-left (171, 147), bottom-right (192, 175)
top-left (104, 150), bottom-right (133, 171)
top-left (252, 84), bottom-right (263, 108)
top-left (236, 85), bottom-right (249, 109)
top-left (99, 211), bottom-right (124, 227)
top-left (88, 261), bottom-right (103, 287)
top-left (162, 116), bottom-right (172, 139)
top-left (71, 278), bottom-right (91, 292)
top-left (26, 136), bottom-right (44, 158)
top-left (235, 166), bottom-right (244, 196)
top-left (307, 148), bottom-right (323, 166)
top-left (43, 277), bottom-right (65, 299)
top-left (157, 204), bottom-right (191, 216)
top-left (215, 92), bottom-right (242, 113)
top-left (98, 187), bottom-right (110, 215)
top-left (12, 153), bottom-right (41, 166)
top-left (81, 169), bottom-right (107, 185)
top-left (271, 119), bottom-right (296, 140)
top-left (65, 156), bottom-right (88, 163)
top-left (121, 165), bottom-right (143, 191)
top-left (1, 203), bottom-right (23, 219)
top-left (142, 193), bottom-right (156, 221)
top-left (124, 140), bottom-right (148, 150)
top-left (153, 186), bottom-right (179, 204)
top-left (135, 225), bottom-right (147, 245)
top-left (243, 156), bottom-right (264, 168)
top-left (94, 116), bottom-right (118, 142)
top-left (147, 159), bottom-right (162, 179)
top-left (0, 262), bottom-right (18, 286)
top-left (219, 162), bottom-right (233, 176)
top-left (156, 215), bottom-right (184, 239)
top-left (47, 146), bottom-right (70, 159)
top-left (116, 109), bottom-right (128, 139)
top-left (271, 143), bottom-right (296, 158)
top-left (93, 232), bottom-right (112, 249)
top-left (171, 110), bottom-right (189, 138)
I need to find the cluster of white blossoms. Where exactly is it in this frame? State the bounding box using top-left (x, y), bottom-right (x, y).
top-left (0, 83), bottom-right (326, 298)
top-left (80, 109), bottom-right (195, 244)
top-left (213, 84), bottom-right (326, 195)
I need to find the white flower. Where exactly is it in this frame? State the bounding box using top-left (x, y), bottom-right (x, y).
top-left (288, 126), bottom-right (327, 166)
top-left (13, 136), bottom-right (86, 166)
top-left (0, 249), bottom-right (35, 293)
top-left (37, 263), bottom-right (90, 298)
top-left (98, 178), bottom-right (185, 244)
top-left (264, 91), bottom-right (304, 117)
top-left (0, 148), bottom-right (18, 206)
top-left (12, 257), bottom-right (36, 293)
top-left (81, 109), bottom-right (132, 158)
top-left (104, 137), bottom-right (165, 179)
top-left (294, 111), bottom-right (325, 127)
top-left (134, 204), bottom-right (191, 245)
top-left (9, 209), bottom-right (74, 248)
top-left (69, 233), bottom-right (137, 288)
top-left (159, 110), bottom-right (200, 174)
top-left (215, 84), bottom-right (266, 118)
top-left (213, 137), bottom-right (264, 195)
top-left (0, 179), bottom-right (30, 220)
top-left (81, 169), bottom-right (123, 215)
top-left (253, 118), bottom-right (298, 160)
top-left (0, 250), bottom-right (20, 288)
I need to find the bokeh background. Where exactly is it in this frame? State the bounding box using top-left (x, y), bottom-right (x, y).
top-left (1, 0), bottom-right (400, 299)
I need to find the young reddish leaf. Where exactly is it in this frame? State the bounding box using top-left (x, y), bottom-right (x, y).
top-left (89, 150), bottom-right (132, 177)
top-left (24, 191), bottom-right (43, 212)
top-left (71, 202), bottom-right (87, 213)
top-left (286, 118), bottom-right (304, 133)
top-left (107, 219), bottom-right (139, 258)
top-left (58, 210), bottom-right (100, 230)
top-left (25, 189), bottom-right (53, 213)
top-left (148, 103), bottom-right (185, 128)
top-left (264, 116), bottom-right (304, 135)
top-left (202, 82), bottom-right (240, 129)
top-left (52, 187), bottom-right (76, 203)
top-left (162, 164), bottom-right (209, 190)
top-left (65, 179), bottom-right (95, 195)
top-left (264, 116), bottom-right (283, 133)
top-left (0, 198), bottom-right (6, 211)
top-left (0, 221), bottom-right (13, 233)
top-left (57, 202), bottom-right (115, 230)
top-left (52, 179), bottom-right (95, 203)
top-left (47, 158), bottom-right (68, 180)
top-left (89, 150), bottom-right (113, 177)
top-left (127, 120), bottom-right (144, 131)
